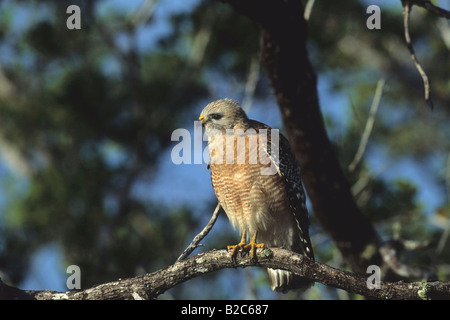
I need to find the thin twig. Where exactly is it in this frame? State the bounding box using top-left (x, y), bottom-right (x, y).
top-left (402, 0), bottom-right (434, 109)
top-left (129, 0), bottom-right (158, 27)
top-left (175, 202), bottom-right (221, 262)
top-left (348, 78), bottom-right (385, 172)
top-left (410, 0), bottom-right (450, 19)
top-left (304, 0), bottom-right (316, 21)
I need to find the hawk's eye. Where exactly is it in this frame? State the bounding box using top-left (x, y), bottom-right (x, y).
top-left (210, 113), bottom-right (223, 121)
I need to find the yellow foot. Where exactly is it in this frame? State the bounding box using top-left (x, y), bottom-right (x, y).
top-left (244, 239), bottom-right (265, 262)
top-left (227, 240), bottom-right (245, 262)
top-left (227, 239), bottom-right (264, 262)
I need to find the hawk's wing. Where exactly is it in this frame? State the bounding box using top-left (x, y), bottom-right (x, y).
top-left (250, 120), bottom-right (314, 260)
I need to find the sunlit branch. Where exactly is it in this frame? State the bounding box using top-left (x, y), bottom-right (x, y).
top-left (2, 248), bottom-right (450, 300)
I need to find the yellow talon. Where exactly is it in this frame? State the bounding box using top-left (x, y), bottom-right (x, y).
top-left (227, 240), bottom-right (246, 259)
top-left (244, 239), bottom-right (265, 261)
top-left (227, 230), bottom-right (264, 262)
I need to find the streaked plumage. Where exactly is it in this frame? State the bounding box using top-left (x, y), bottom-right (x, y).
top-left (199, 98), bottom-right (314, 292)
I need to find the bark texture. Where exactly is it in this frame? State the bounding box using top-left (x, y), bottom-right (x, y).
top-left (1, 248), bottom-right (448, 300)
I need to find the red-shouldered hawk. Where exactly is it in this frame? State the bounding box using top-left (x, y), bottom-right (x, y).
top-left (199, 98), bottom-right (314, 292)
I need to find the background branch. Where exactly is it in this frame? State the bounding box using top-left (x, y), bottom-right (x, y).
top-left (380, 240), bottom-right (434, 279)
top-left (175, 203), bottom-right (221, 262)
top-left (2, 248), bottom-right (449, 300)
top-left (348, 78), bottom-right (385, 172)
top-left (401, 0), bottom-right (434, 109)
top-left (408, 0), bottom-right (450, 19)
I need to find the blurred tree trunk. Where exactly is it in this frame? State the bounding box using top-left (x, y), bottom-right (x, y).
top-left (221, 0), bottom-right (382, 273)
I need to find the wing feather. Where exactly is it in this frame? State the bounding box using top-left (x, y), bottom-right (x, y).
top-left (250, 120), bottom-right (314, 260)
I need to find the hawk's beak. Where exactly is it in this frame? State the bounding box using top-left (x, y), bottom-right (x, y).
top-left (199, 115), bottom-right (209, 127)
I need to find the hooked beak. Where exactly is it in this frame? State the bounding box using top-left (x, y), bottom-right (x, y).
top-left (199, 115), bottom-right (209, 128)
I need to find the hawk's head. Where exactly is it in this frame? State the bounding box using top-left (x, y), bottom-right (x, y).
top-left (199, 98), bottom-right (248, 133)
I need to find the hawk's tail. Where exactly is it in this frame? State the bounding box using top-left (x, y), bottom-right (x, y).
top-left (267, 268), bottom-right (314, 293)
top-left (267, 235), bottom-right (315, 293)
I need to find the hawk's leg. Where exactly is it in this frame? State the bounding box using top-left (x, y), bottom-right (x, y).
top-left (227, 230), bottom-right (247, 262)
top-left (244, 230), bottom-right (264, 262)
top-left (227, 230), bottom-right (264, 262)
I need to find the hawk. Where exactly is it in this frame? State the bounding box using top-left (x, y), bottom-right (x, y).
top-left (199, 98), bottom-right (314, 292)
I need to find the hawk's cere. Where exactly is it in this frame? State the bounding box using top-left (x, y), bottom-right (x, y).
top-left (199, 98), bottom-right (314, 292)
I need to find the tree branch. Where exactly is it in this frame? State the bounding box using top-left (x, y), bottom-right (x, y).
top-left (401, 0), bottom-right (434, 109)
top-left (2, 248), bottom-right (449, 300)
top-left (408, 0), bottom-right (450, 19)
top-left (348, 78), bottom-right (385, 172)
top-left (379, 240), bottom-right (435, 279)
